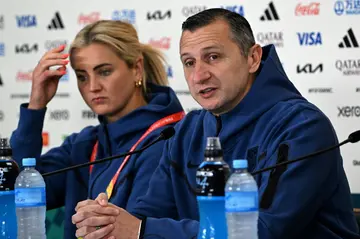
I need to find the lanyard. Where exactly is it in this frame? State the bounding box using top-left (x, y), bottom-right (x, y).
top-left (89, 111), bottom-right (185, 199)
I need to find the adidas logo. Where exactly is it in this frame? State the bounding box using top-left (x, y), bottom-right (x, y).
top-left (48, 12), bottom-right (64, 30)
top-left (260, 2), bottom-right (279, 21)
top-left (339, 28), bottom-right (359, 48)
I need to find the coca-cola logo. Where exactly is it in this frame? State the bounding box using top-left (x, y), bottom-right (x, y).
top-left (295, 2), bottom-right (320, 16)
top-left (148, 37), bottom-right (171, 50)
top-left (78, 12), bottom-right (101, 25)
top-left (16, 71), bottom-right (32, 81)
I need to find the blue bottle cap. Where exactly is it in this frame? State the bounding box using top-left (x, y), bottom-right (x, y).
top-left (22, 158), bottom-right (36, 167)
top-left (233, 159), bottom-right (248, 169)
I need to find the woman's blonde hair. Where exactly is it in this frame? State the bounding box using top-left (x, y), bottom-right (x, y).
top-left (69, 20), bottom-right (168, 92)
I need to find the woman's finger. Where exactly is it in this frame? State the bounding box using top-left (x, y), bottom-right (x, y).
top-left (40, 52), bottom-right (69, 62)
top-left (42, 69), bottom-right (67, 78)
top-left (37, 59), bottom-right (69, 72)
top-left (38, 45), bottom-right (67, 62)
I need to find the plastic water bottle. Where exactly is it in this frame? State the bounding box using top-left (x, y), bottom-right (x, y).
top-left (225, 159), bottom-right (259, 239)
top-left (0, 138), bottom-right (20, 238)
top-left (196, 137), bottom-right (231, 239)
top-left (15, 158), bottom-right (46, 239)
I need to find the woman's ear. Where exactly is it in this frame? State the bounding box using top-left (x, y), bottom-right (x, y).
top-left (133, 57), bottom-right (144, 80)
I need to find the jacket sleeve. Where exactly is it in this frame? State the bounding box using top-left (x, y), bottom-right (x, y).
top-left (257, 108), bottom-right (357, 238)
top-left (10, 103), bottom-right (74, 209)
top-left (130, 139), bottom-right (199, 239)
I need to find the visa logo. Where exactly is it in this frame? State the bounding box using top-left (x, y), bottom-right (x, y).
top-left (297, 32), bottom-right (322, 46)
top-left (221, 5), bottom-right (244, 16)
top-left (16, 15), bottom-right (37, 28)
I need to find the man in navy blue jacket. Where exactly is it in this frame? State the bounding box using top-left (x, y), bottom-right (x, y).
top-left (72, 8), bottom-right (359, 239)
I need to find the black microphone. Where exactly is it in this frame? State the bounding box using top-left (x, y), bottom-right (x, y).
top-left (251, 130), bottom-right (360, 176)
top-left (42, 127), bottom-right (175, 177)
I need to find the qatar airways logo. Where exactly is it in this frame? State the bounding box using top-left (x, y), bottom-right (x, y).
top-left (335, 59), bottom-right (360, 75)
top-left (148, 37), bottom-right (171, 50)
top-left (182, 6), bottom-right (207, 17)
top-left (45, 40), bottom-right (67, 51)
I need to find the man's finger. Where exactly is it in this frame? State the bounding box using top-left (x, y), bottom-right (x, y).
top-left (95, 193), bottom-right (109, 206)
top-left (84, 224), bottom-right (114, 239)
top-left (76, 215), bottom-right (116, 228)
top-left (72, 205), bottom-right (120, 224)
top-left (75, 225), bottom-right (97, 238)
top-left (75, 199), bottom-right (97, 212)
top-left (78, 204), bottom-right (120, 216)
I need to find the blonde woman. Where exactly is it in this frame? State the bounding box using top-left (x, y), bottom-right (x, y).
top-left (10, 20), bottom-right (184, 238)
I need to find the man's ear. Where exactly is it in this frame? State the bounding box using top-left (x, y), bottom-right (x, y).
top-left (248, 44), bottom-right (262, 74)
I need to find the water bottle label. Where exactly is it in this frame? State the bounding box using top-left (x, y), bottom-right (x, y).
top-left (225, 191), bottom-right (258, 212)
top-left (15, 187), bottom-right (46, 207)
top-left (0, 190), bottom-right (14, 195)
top-left (196, 163), bottom-right (230, 196)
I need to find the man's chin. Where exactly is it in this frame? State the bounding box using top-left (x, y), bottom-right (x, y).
top-left (201, 104), bottom-right (222, 115)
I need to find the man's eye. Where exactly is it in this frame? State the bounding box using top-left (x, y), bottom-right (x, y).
top-left (209, 55), bottom-right (218, 61)
top-left (184, 60), bottom-right (194, 67)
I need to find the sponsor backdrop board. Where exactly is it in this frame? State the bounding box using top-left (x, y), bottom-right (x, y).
top-left (0, 0), bottom-right (360, 237)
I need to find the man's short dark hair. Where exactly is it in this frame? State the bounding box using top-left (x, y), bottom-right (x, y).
top-left (182, 8), bottom-right (255, 57)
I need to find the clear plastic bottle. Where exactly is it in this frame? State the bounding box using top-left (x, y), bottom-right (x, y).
top-left (15, 158), bottom-right (46, 239)
top-left (225, 159), bottom-right (259, 239)
top-left (0, 138), bottom-right (19, 238)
